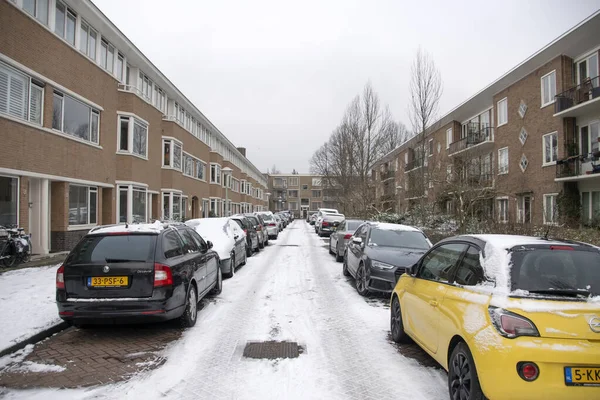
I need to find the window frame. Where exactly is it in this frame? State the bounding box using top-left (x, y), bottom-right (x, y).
top-left (543, 193), bottom-right (559, 225)
top-left (497, 197), bottom-right (509, 223)
top-left (428, 139), bottom-right (434, 157)
top-left (210, 163), bottom-right (222, 184)
top-left (519, 154), bottom-right (529, 172)
top-left (415, 242), bottom-right (469, 284)
top-left (497, 97), bottom-right (508, 127)
top-left (497, 147), bottom-right (509, 175)
top-left (68, 184), bottom-right (97, 227)
top-left (162, 190), bottom-right (183, 221)
top-left (446, 128), bottom-right (452, 149)
top-left (162, 138), bottom-right (183, 170)
top-left (542, 131), bottom-right (558, 166)
top-left (519, 127), bottom-right (528, 145)
top-left (116, 114), bottom-right (148, 159)
top-left (0, 61), bottom-right (45, 125)
top-left (52, 91), bottom-right (100, 145)
top-left (540, 70), bottom-right (557, 108)
top-left (79, 20), bottom-right (98, 61)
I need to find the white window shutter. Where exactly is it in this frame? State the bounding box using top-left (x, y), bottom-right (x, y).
top-left (0, 68), bottom-right (8, 114)
top-left (8, 73), bottom-right (28, 119)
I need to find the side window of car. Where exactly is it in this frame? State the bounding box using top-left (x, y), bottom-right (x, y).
top-left (188, 229), bottom-right (208, 252)
top-left (418, 243), bottom-right (468, 283)
top-left (163, 231), bottom-right (185, 259)
top-left (338, 221), bottom-right (346, 231)
top-left (179, 229), bottom-right (200, 253)
top-left (353, 225), bottom-right (364, 238)
top-left (452, 245), bottom-right (485, 286)
top-left (359, 225), bottom-right (368, 241)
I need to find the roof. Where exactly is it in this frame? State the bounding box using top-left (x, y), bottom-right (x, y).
top-left (88, 221), bottom-right (165, 235)
top-left (368, 222), bottom-right (421, 232)
top-left (463, 234), bottom-right (570, 250)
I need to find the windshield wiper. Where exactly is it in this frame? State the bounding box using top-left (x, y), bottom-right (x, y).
top-left (528, 289), bottom-right (591, 298)
top-left (105, 258), bottom-right (145, 263)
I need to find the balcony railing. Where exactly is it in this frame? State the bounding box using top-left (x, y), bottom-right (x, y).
top-left (448, 127), bottom-right (493, 155)
top-left (404, 158), bottom-right (424, 172)
top-left (381, 169), bottom-right (396, 181)
top-left (466, 173), bottom-right (493, 187)
top-left (555, 76), bottom-right (600, 114)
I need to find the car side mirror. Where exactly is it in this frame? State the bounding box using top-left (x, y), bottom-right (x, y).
top-left (206, 240), bottom-right (213, 249)
top-left (410, 263), bottom-right (418, 276)
top-left (352, 237), bottom-right (363, 246)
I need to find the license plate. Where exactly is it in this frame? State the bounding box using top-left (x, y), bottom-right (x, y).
top-left (565, 367), bottom-right (600, 386)
top-left (87, 276), bottom-right (129, 288)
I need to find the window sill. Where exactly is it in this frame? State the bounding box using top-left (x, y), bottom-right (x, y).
top-left (116, 151), bottom-right (148, 161)
top-left (542, 162), bottom-right (557, 168)
top-left (48, 129), bottom-right (102, 149)
top-left (184, 174), bottom-right (207, 183)
top-left (541, 100), bottom-right (556, 109)
top-left (210, 182), bottom-right (222, 185)
top-left (161, 166), bottom-right (182, 172)
top-left (498, 171), bottom-right (509, 176)
top-left (68, 224), bottom-right (97, 232)
top-left (497, 122), bottom-right (508, 128)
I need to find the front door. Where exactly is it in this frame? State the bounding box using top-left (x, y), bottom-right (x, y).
top-left (403, 243), bottom-right (467, 353)
top-left (28, 178), bottom-right (49, 255)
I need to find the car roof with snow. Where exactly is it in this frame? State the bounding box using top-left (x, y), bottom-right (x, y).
top-left (366, 222), bottom-right (422, 232)
top-left (88, 221), bottom-right (168, 235)
top-left (446, 234), bottom-right (595, 251)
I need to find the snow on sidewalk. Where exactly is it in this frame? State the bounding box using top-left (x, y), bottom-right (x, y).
top-left (0, 265), bottom-right (61, 352)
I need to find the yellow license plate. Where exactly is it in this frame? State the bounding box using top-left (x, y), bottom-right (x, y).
top-left (565, 367), bottom-right (600, 386)
top-left (87, 276), bottom-right (129, 288)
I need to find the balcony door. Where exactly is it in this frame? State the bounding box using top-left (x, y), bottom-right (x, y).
top-left (577, 53), bottom-right (599, 86)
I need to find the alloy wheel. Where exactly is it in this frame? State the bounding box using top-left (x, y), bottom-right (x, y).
top-left (188, 287), bottom-right (197, 322)
top-left (391, 298), bottom-right (401, 339)
top-left (450, 352), bottom-right (472, 400)
top-left (356, 265), bottom-right (366, 293)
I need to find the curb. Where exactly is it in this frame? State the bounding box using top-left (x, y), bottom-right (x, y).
top-left (0, 322), bottom-right (70, 358)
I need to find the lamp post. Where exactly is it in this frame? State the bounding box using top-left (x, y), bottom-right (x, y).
top-left (222, 167), bottom-right (233, 216)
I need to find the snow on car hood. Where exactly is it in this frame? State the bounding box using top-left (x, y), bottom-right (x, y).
top-left (186, 218), bottom-right (234, 260)
top-left (367, 246), bottom-right (426, 268)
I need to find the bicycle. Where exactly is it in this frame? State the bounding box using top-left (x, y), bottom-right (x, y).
top-left (0, 226), bottom-right (32, 268)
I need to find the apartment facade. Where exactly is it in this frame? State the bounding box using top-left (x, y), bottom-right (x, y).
top-left (372, 11), bottom-right (600, 227)
top-left (267, 174), bottom-right (340, 218)
top-left (0, 0), bottom-right (267, 254)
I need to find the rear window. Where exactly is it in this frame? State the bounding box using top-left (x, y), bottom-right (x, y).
top-left (67, 234), bottom-right (157, 264)
top-left (511, 249), bottom-right (600, 296)
top-left (261, 215), bottom-right (274, 222)
top-left (368, 229), bottom-right (430, 250)
top-left (347, 221), bottom-right (362, 231)
top-left (247, 216), bottom-right (259, 225)
top-left (232, 219), bottom-right (245, 230)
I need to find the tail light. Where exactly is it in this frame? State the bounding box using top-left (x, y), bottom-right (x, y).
top-left (489, 307), bottom-right (539, 338)
top-left (56, 265), bottom-right (65, 289)
top-left (256, 225), bottom-right (262, 231)
top-left (154, 263), bottom-right (173, 287)
top-left (243, 229), bottom-right (248, 234)
top-left (322, 222), bottom-right (329, 227)
top-left (344, 234), bottom-right (352, 239)
top-left (550, 245), bottom-right (573, 250)
top-left (268, 223), bottom-right (277, 227)
top-left (517, 362), bottom-right (539, 381)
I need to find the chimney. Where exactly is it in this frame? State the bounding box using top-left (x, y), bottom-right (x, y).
top-left (237, 147), bottom-right (246, 157)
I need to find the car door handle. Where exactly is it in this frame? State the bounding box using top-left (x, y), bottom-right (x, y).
top-left (429, 300), bottom-right (439, 307)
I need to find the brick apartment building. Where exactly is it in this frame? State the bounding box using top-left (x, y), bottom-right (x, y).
top-left (267, 174), bottom-right (340, 219)
top-left (372, 11), bottom-right (600, 227)
top-left (0, 0), bottom-right (268, 254)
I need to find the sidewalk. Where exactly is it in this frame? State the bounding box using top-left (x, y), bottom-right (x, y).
top-left (0, 252), bottom-right (68, 275)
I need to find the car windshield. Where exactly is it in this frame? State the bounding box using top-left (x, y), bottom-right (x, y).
top-left (368, 229), bottom-right (430, 250)
top-left (67, 234), bottom-right (157, 264)
top-left (510, 249), bottom-right (600, 296)
top-left (261, 215), bottom-right (274, 222)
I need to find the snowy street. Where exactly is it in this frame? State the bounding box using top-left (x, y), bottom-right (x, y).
top-left (2, 221), bottom-right (447, 399)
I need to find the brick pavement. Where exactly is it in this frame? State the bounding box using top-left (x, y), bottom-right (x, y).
top-left (0, 322), bottom-right (183, 389)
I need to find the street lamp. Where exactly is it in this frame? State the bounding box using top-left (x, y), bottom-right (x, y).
top-left (222, 167), bottom-right (233, 216)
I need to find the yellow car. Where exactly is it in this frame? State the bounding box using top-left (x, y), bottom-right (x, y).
top-left (390, 234), bottom-right (600, 400)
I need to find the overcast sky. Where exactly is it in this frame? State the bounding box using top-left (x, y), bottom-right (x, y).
top-left (95, 0), bottom-right (600, 174)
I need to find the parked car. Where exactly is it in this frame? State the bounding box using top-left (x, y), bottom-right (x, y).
top-left (244, 213), bottom-right (268, 248)
top-left (329, 219), bottom-right (365, 262)
top-left (56, 221), bottom-right (221, 328)
top-left (257, 212), bottom-right (279, 240)
top-left (231, 215), bottom-right (259, 256)
top-left (317, 213), bottom-right (345, 237)
top-left (315, 210), bottom-right (339, 233)
top-left (186, 217), bottom-right (247, 278)
top-left (343, 222), bottom-right (431, 295)
top-left (274, 214), bottom-right (285, 231)
top-left (308, 212), bottom-right (317, 224)
top-left (390, 234), bottom-right (600, 400)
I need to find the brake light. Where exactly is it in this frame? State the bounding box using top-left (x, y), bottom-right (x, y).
top-left (489, 307), bottom-right (539, 338)
top-left (517, 362), bottom-right (539, 381)
top-left (243, 229), bottom-right (248, 234)
top-left (550, 245), bottom-right (574, 251)
top-left (322, 222), bottom-right (329, 227)
top-left (154, 263), bottom-right (173, 287)
top-left (268, 223), bottom-right (276, 227)
top-left (56, 265), bottom-right (65, 289)
top-left (344, 234), bottom-right (352, 239)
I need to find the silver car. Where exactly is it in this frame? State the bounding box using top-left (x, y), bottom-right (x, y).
top-left (329, 219), bottom-right (366, 262)
top-left (257, 212), bottom-right (279, 239)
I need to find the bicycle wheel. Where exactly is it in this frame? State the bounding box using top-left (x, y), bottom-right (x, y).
top-left (2, 253), bottom-right (18, 268)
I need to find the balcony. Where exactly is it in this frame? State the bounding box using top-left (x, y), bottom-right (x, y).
top-left (448, 127), bottom-right (494, 157)
top-left (555, 152), bottom-right (600, 181)
top-left (404, 158), bottom-right (424, 172)
top-left (466, 173), bottom-right (494, 188)
top-left (381, 169), bottom-right (396, 181)
top-left (554, 76), bottom-right (600, 118)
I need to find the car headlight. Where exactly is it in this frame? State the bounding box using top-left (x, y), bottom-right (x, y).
top-left (371, 261), bottom-right (395, 270)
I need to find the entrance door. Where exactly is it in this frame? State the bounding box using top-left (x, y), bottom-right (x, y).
top-left (28, 178), bottom-right (49, 255)
top-left (192, 196), bottom-right (199, 219)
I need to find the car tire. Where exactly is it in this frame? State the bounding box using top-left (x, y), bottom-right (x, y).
top-left (335, 246), bottom-right (344, 263)
top-left (241, 249), bottom-right (247, 266)
top-left (211, 266), bottom-right (223, 295)
top-left (355, 263), bottom-right (369, 296)
top-left (329, 240), bottom-right (334, 255)
top-left (342, 252), bottom-right (350, 277)
top-left (448, 342), bottom-right (485, 400)
top-left (179, 284), bottom-right (198, 328)
top-left (226, 255), bottom-right (236, 278)
top-left (265, 238), bottom-right (269, 246)
top-left (246, 243), bottom-right (253, 257)
top-left (258, 240), bottom-right (264, 249)
top-left (390, 296), bottom-right (411, 343)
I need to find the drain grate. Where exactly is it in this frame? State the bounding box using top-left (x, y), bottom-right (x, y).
top-left (278, 244), bottom-right (299, 247)
top-left (242, 341), bottom-right (302, 359)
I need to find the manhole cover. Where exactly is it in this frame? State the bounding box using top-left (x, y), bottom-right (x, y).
top-left (242, 341), bottom-right (302, 359)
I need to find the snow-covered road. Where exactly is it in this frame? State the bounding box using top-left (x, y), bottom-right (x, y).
top-left (5, 220), bottom-right (447, 400)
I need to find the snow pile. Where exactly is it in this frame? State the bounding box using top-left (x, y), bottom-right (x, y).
top-left (0, 345), bottom-right (35, 370)
top-left (478, 241), bottom-right (512, 295)
top-left (0, 265), bottom-right (62, 352)
top-left (370, 222), bottom-right (422, 232)
top-left (13, 361), bottom-right (65, 373)
top-left (186, 218), bottom-right (240, 260)
top-left (89, 220), bottom-right (164, 235)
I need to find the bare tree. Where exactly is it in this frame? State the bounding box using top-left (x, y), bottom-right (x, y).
top-left (407, 48), bottom-right (443, 224)
top-left (270, 164), bottom-right (281, 175)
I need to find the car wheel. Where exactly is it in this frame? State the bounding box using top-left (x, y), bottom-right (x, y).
top-left (328, 240), bottom-right (334, 255)
top-left (241, 249), bottom-right (247, 266)
top-left (342, 252), bottom-right (350, 277)
top-left (258, 239), bottom-right (264, 249)
top-left (355, 263), bottom-right (369, 296)
top-left (179, 284), bottom-right (198, 328)
top-left (226, 255), bottom-right (236, 278)
top-left (390, 296), bottom-right (410, 343)
top-left (265, 238), bottom-right (269, 246)
top-left (448, 342), bottom-right (485, 400)
top-left (211, 266), bottom-right (223, 295)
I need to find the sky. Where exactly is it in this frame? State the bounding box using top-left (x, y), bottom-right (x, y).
top-left (94, 0), bottom-right (600, 174)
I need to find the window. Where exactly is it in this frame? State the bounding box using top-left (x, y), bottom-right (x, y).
top-left (541, 70), bottom-right (556, 107)
top-left (312, 178), bottom-right (322, 186)
top-left (518, 101), bottom-right (527, 119)
top-left (138, 71), bottom-right (152, 102)
top-left (519, 128), bottom-right (528, 145)
top-left (517, 195), bottom-right (532, 224)
top-left (289, 177), bottom-right (299, 187)
top-left (580, 122), bottom-right (600, 155)
top-left (52, 92), bottom-right (100, 144)
top-left (312, 202), bottom-right (321, 210)
top-left (497, 98), bottom-right (508, 126)
top-left (288, 190), bottom-right (298, 198)
top-left (117, 115), bottom-right (147, 157)
top-left (497, 147), bottom-right (508, 174)
top-left (80, 21), bottom-right (97, 60)
top-left (116, 53), bottom-right (124, 82)
top-left (497, 198), bottom-right (508, 223)
top-left (210, 164), bottom-right (221, 184)
top-left (581, 191), bottom-right (600, 224)
top-left (428, 139), bottom-right (434, 157)
top-left (154, 86), bottom-right (166, 113)
top-left (302, 184), bottom-right (308, 190)
top-left (196, 161), bottom-right (206, 180)
top-left (289, 201), bottom-right (298, 210)
top-left (68, 185), bottom-right (97, 226)
top-left (542, 132), bottom-right (558, 165)
top-left (55, 1), bottom-right (75, 45)
top-left (23, 0), bottom-right (48, 25)
top-left (0, 62), bottom-right (43, 125)
top-left (117, 185), bottom-right (147, 223)
top-left (446, 128), bottom-right (452, 149)
top-left (177, 228), bottom-right (199, 253)
top-left (162, 139), bottom-right (182, 170)
top-left (543, 194), bottom-right (558, 225)
top-left (312, 190), bottom-right (321, 198)
top-left (418, 243), bottom-right (467, 283)
top-left (577, 53), bottom-right (599, 87)
top-left (162, 192), bottom-right (182, 221)
top-left (453, 246), bottom-right (485, 286)
top-left (163, 231), bottom-right (184, 259)
top-left (183, 154), bottom-right (194, 176)
top-left (0, 176), bottom-right (19, 226)
top-left (520, 154), bottom-right (528, 172)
